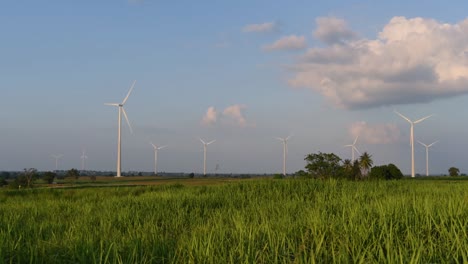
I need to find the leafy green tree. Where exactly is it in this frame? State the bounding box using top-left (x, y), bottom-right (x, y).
top-left (305, 152), bottom-right (343, 179)
top-left (10, 168), bottom-right (37, 188)
top-left (0, 177), bottom-right (7, 187)
top-left (359, 152), bottom-right (373, 177)
top-left (448, 167), bottom-right (460, 177)
top-left (351, 160), bottom-right (362, 180)
top-left (42, 171), bottom-right (57, 184)
top-left (66, 168), bottom-right (80, 180)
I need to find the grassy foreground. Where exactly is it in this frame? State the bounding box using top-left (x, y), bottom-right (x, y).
top-left (1, 179), bottom-right (468, 263)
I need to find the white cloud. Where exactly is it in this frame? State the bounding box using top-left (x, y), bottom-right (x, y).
top-left (313, 16), bottom-right (357, 45)
top-left (222, 104), bottom-right (248, 127)
top-left (263, 35), bottom-right (307, 51)
top-left (289, 16), bottom-right (468, 109)
top-left (201, 105), bottom-right (252, 127)
top-left (349, 121), bottom-right (400, 144)
top-left (243, 22), bottom-right (278, 33)
top-left (202, 107), bottom-right (217, 125)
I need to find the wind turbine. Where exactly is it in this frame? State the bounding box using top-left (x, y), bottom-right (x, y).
top-left (344, 135), bottom-right (360, 161)
top-left (199, 138), bottom-right (216, 176)
top-left (51, 154), bottom-right (63, 171)
top-left (105, 80), bottom-right (136, 177)
top-left (417, 140), bottom-right (438, 176)
top-left (394, 110), bottom-right (432, 178)
top-left (80, 149), bottom-right (88, 171)
top-left (276, 136), bottom-right (292, 176)
top-left (150, 142), bottom-right (167, 175)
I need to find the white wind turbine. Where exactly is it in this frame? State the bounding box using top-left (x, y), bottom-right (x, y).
top-left (276, 136), bottom-right (292, 176)
top-left (80, 149), bottom-right (88, 171)
top-left (105, 80), bottom-right (136, 177)
top-left (417, 140), bottom-right (438, 177)
top-left (199, 138), bottom-right (216, 176)
top-left (395, 110), bottom-right (432, 178)
top-left (51, 154), bottom-right (63, 171)
top-left (344, 135), bottom-right (360, 161)
top-left (150, 142), bottom-right (167, 175)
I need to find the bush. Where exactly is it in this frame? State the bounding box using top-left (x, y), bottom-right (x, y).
top-left (273, 174), bottom-right (284, 179)
top-left (369, 164), bottom-right (403, 180)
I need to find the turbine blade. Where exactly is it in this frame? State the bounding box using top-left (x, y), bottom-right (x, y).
top-left (417, 140), bottom-right (427, 147)
top-left (414, 115), bottom-right (432, 124)
top-left (150, 142), bottom-right (157, 149)
top-left (122, 107), bottom-right (133, 134)
top-left (353, 146), bottom-right (361, 155)
top-left (428, 141), bottom-right (438, 147)
top-left (207, 140), bottom-right (216, 145)
top-left (122, 80), bottom-right (136, 105)
top-left (104, 103), bottom-right (119, 106)
top-left (344, 144), bottom-right (353, 147)
top-left (158, 145), bottom-right (167, 150)
top-left (275, 137), bottom-right (284, 141)
top-left (199, 138), bottom-right (206, 144)
top-left (394, 110), bottom-right (412, 123)
top-left (286, 135), bottom-right (292, 141)
top-left (353, 135), bottom-right (359, 145)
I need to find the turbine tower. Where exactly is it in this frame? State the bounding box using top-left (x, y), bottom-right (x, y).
top-left (105, 80), bottom-right (136, 177)
top-left (150, 142), bottom-right (167, 175)
top-left (395, 110), bottom-right (432, 178)
top-left (276, 136), bottom-right (291, 176)
top-left (80, 149), bottom-right (88, 171)
top-left (417, 140), bottom-right (438, 176)
top-left (51, 154), bottom-right (63, 171)
top-left (199, 138), bottom-right (216, 176)
top-left (344, 135), bottom-right (360, 161)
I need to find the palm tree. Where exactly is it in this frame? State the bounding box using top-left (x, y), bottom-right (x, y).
top-left (343, 159), bottom-right (352, 171)
top-left (359, 152), bottom-right (373, 177)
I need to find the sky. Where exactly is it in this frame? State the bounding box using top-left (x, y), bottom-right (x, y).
top-left (1, 0), bottom-right (468, 175)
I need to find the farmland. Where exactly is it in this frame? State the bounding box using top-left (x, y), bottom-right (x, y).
top-left (1, 178), bottom-right (468, 263)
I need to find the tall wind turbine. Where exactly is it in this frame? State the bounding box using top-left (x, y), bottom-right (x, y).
top-left (395, 110), bottom-right (432, 178)
top-left (417, 140), bottom-right (438, 176)
top-left (105, 80), bottom-right (136, 177)
top-left (150, 142), bottom-right (167, 175)
top-left (51, 154), bottom-right (63, 171)
top-left (344, 135), bottom-right (360, 161)
top-left (199, 138), bottom-right (216, 176)
top-left (80, 149), bottom-right (88, 171)
top-left (276, 136), bottom-right (291, 176)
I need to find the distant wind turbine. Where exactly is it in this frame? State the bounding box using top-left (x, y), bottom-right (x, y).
top-left (276, 136), bottom-right (292, 176)
top-left (199, 138), bottom-right (216, 176)
top-left (344, 135), bottom-right (360, 161)
top-left (80, 149), bottom-right (88, 171)
top-left (395, 110), bottom-right (432, 178)
top-left (150, 142), bottom-right (167, 175)
top-left (105, 80), bottom-right (136, 177)
top-left (51, 154), bottom-right (63, 171)
top-left (417, 140), bottom-right (438, 176)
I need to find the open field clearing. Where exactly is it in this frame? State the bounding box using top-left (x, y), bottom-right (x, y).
top-left (1, 179), bottom-right (468, 263)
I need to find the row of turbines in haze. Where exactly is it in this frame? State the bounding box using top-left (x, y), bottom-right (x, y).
top-left (97, 80), bottom-right (437, 178)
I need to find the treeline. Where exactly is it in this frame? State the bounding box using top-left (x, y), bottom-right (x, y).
top-left (293, 152), bottom-right (404, 180)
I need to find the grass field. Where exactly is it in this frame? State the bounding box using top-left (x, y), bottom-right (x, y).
top-left (1, 178), bottom-right (468, 263)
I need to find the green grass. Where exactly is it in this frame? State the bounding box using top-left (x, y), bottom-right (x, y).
top-left (1, 179), bottom-right (468, 263)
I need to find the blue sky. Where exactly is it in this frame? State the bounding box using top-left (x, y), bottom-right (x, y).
top-left (1, 0), bottom-right (468, 175)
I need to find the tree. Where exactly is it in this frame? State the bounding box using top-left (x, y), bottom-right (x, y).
top-left (294, 170), bottom-right (310, 178)
top-left (0, 177), bottom-right (7, 187)
top-left (66, 168), bottom-right (80, 180)
top-left (11, 168), bottom-right (38, 188)
top-left (448, 167), bottom-right (460, 177)
top-left (42, 171), bottom-right (57, 184)
top-left (305, 152), bottom-right (343, 179)
top-left (359, 152), bottom-right (373, 177)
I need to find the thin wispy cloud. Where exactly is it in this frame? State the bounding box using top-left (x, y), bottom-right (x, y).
top-left (349, 121), bottom-right (400, 144)
top-left (289, 16), bottom-right (468, 109)
top-left (263, 35), bottom-right (307, 51)
top-left (242, 22), bottom-right (278, 33)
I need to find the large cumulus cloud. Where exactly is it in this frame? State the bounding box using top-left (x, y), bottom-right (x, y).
top-left (289, 16), bottom-right (468, 109)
